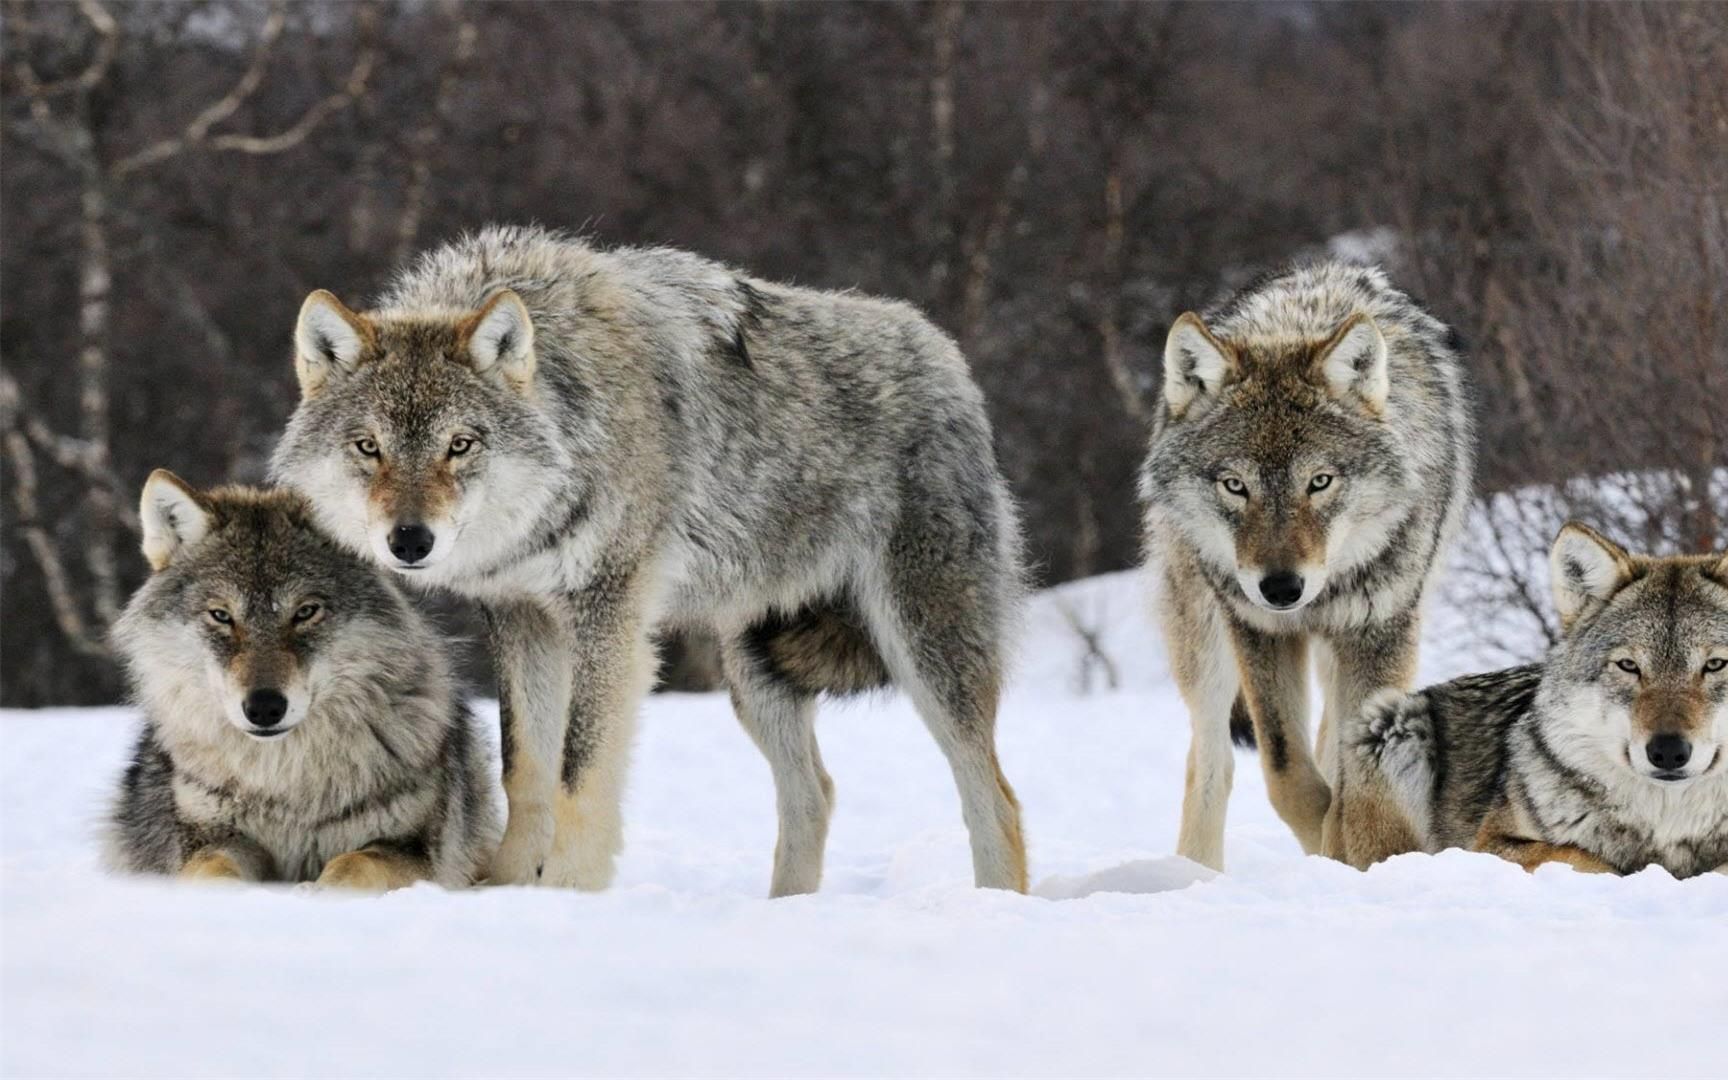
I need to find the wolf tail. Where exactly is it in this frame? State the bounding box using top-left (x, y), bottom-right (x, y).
top-left (745, 603), bottom-right (892, 697)
top-left (1229, 694), bottom-right (1256, 748)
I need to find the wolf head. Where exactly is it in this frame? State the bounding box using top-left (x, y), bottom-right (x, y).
top-left (113, 472), bottom-right (424, 742)
top-left (1144, 308), bottom-right (1413, 613)
top-left (269, 289), bottom-right (569, 583)
top-left (1546, 522), bottom-right (1728, 783)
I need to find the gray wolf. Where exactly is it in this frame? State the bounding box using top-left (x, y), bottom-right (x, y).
top-left (270, 225), bottom-right (1027, 895)
top-left (1139, 262), bottom-right (1474, 869)
top-left (1342, 522), bottom-right (1728, 877)
top-left (106, 471), bottom-right (499, 889)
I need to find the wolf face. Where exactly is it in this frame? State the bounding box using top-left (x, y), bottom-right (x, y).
top-left (1145, 310), bottom-right (1416, 615)
top-left (270, 290), bottom-right (569, 584)
top-left (113, 472), bottom-right (414, 742)
top-left (1546, 523), bottom-right (1728, 784)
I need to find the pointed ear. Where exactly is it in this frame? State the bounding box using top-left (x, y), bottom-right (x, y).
top-left (294, 290), bottom-right (371, 399)
top-left (1315, 313), bottom-right (1390, 415)
top-left (1550, 521), bottom-right (1634, 631)
top-left (139, 469), bottom-right (211, 571)
top-left (1163, 313), bottom-right (1235, 419)
top-left (461, 290), bottom-right (536, 390)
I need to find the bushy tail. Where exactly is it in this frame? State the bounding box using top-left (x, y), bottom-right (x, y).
top-left (1229, 694), bottom-right (1257, 749)
top-left (744, 602), bottom-right (891, 697)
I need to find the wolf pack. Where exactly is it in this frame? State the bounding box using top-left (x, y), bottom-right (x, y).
top-left (103, 226), bottom-right (1728, 891)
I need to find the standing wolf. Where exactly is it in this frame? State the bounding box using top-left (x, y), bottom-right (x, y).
top-left (1343, 524), bottom-right (1728, 877)
top-left (271, 225), bottom-right (1027, 894)
top-left (107, 472), bottom-right (499, 888)
top-left (1140, 262), bottom-right (1473, 869)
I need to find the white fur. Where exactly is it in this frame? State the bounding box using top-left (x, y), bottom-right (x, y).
top-left (468, 291), bottom-right (537, 387)
top-left (1162, 314), bottom-right (1233, 417)
top-left (1550, 524), bottom-right (1629, 626)
top-left (139, 471), bottom-right (209, 571)
top-left (1319, 315), bottom-right (1390, 412)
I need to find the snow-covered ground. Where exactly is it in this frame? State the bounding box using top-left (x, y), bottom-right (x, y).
top-left (3, 572), bottom-right (1725, 1078)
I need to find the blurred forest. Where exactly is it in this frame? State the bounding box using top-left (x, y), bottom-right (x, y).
top-left (3, 1), bottom-right (1724, 706)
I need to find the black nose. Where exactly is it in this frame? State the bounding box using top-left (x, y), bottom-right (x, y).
top-left (1646, 733), bottom-right (1692, 772)
top-left (242, 688), bottom-right (288, 728)
top-left (389, 523), bottom-right (435, 563)
top-left (1259, 571), bottom-right (1305, 608)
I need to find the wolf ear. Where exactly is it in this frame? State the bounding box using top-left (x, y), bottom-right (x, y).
top-left (295, 290), bottom-right (370, 399)
top-left (462, 290), bottom-right (536, 390)
top-left (1550, 521), bottom-right (1634, 631)
top-left (1315, 313), bottom-right (1390, 415)
top-left (1163, 313), bottom-right (1235, 419)
top-left (139, 469), bottom-right (211, 571)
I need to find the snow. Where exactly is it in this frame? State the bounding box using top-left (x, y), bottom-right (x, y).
top-left (4, 571), bottom-right (1726, 1078)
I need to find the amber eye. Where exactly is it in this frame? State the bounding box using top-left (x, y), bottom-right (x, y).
top-left (1309, 473), bottom-right (1334, 493)
top-left (1615, 658), bottom-right (1641, 675)
top-left (1221, 476), bottom-right (1248, 497)
top-left (448, 435), bottom-right (475, 457)
top-left (1705, 658), bottom-right (1727, 674)
top-left (207, 608), bottom-right (233, 626)
top-left (292, 602), bottom-right (322, 625)
top-left (354, 437), bottom-right (380, 458)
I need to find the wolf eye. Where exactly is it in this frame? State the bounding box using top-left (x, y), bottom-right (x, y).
top-left (354, 437), bottom-right (380, 458)
top-left (1705, 658), bottom-right (1727, 674)
top-left (448, 435), bottom-right (475, 457)
top-left (292, 602), bottom-right (322, 624)
top-left (1615, 659), bottom-right (1641, 675)
top-left (1309, 473), bottom-right (1334, 493)
top-left (1220, 476), bottom-right (1248, 497)
top-left (207, 608), bottom-right (232, 626)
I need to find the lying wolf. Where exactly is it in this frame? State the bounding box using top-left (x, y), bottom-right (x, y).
top-left (1343, 523), bottom-right (1728, 877)
top-left (106, 472), bottom-right (498, 889)
top-left (1140, 262), bottom-right (1474, 869)
top-left (271, 225), bottom-right (1027, 894)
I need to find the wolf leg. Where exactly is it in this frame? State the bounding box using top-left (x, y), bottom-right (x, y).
top-left (1475, 808), bottom-right (1616, 873)
top-left (1161, 569), bottom-right (1239, 871)
top-left (1229, 621), bottom-right (1330, 854)
top-left (722, 638), bottom-right (832, 897)
top-left (539, 566), bottom-right (653, 890)
top-left (316, 843), bottom-right (432, 892)
top-left (483, 599), bottom-right (577, 885)
top-left (863, 556), bottom-right (1027, 893)
top-left (1318, 619), bottom-right (1422, 865)
top-left (179, 837), bottom-right (271, 883)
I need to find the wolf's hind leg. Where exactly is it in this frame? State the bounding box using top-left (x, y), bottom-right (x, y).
top-left (1161, 571), bottom-right (1239, 871)
top-left (863, 556), bottom-right (1027, 893)
top-left (723, 639), bottom-right (832, 897)
top-left (1230, 622), bottom-right (1330, 854)
top-left (317, 842), bottom-right (432, 892)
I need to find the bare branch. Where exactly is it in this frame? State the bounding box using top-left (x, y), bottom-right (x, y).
top-left (393, 5), bottom-right (478, 264)
top-left (0, 372), bottom-right (112, 659)
top-left (6, 0), bottom-right (119, 101)
top-left (205, 39), bottom-right (378, 157)
top-left (110, 3), bottom-right (289, 177)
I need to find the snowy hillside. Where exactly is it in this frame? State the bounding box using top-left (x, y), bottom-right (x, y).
top-left (4, 571), bottom-right (1726, 1078)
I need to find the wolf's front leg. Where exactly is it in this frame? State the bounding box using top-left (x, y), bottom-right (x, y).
top-left (1318, 619), bottom-right (1422, 867)
top-left (1474, 806), bottom-right (1617, 874)
top-left (483, 599), bottom-right (580, 885)
top-left (179, 836), bottom-right (272, 883)
top-left (538, 565), bottom-right (654, 890)
top-left (316, 842), bottom-right (432, 892)
top-left (1229, 621), bottom-right (1330, 854)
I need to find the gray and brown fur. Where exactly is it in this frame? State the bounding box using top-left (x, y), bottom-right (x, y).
top-left (270, 225), bottom-right (1028, 895)
top-left (106, 473), bottom-right (499, 889)
top-left (1343, 524), bottom-right (1728, 877)
top-left (1139, 262), bottom-right (1474, 869)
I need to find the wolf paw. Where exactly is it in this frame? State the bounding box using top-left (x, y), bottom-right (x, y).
top-left (488, 809), bottom-right (555, 885)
